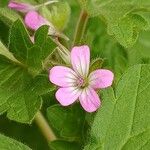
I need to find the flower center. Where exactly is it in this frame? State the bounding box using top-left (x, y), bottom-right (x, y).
top-left (76, 77), bottom-right (88, 88)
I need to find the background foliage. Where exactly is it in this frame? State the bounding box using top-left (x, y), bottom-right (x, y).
top-left (0, 0), bottom-right (150, 150)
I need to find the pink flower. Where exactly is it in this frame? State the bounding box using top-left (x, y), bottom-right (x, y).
top-left (25, 11), bottom-right (51, 31)
top-left (8, 1), bottom-right (35, 13)
top-left (49, 45), bottom-right (114, 112)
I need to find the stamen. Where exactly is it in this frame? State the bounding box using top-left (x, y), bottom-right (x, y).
top-left (77, 77), bottom-right (84, 87)
top-left (76, 77), bottom-right (89, 88)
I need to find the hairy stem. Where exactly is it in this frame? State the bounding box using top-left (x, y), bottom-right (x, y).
top-left (72, 10), bottom-right (88, 46)
top-left (35, 0), bottom-right (58, 8)
top-left (34, 111), bottom-right (56, 142)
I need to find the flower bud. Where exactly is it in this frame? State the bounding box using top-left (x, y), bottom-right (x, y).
top-left (8, 0), bottom-right (58, 13)
top-left (8, 1), bottom-right (35, 13)
top-left (56, 46), bottom-right (71, 65)
top-left (25, 11), bottom-right (69, 40)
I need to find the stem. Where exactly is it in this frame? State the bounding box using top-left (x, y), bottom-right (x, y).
top-left (43, 0), bottom-right (58, 6)
top-left (72, 10), bottom-right (88, 46)
top-left (34, 111), bottom-right (56, 142)
top-left (35, 0), bottom-right (58, 9)
top-left (53, 37), bottom-right (68, 50)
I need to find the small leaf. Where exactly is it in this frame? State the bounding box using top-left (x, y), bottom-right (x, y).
top-left (34, 25), bottom-right (49, 46)
top-left (89, 58), bottom-right (104, 73)
top-left (0, 133), bottom-right (31, 150)
top-left (9, 19), bottom-right (32, 63)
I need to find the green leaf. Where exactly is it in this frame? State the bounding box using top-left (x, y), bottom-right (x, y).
top-left (34, 25), bottom-right (56, 61)
top-left (0, 56), bottom-right (42, 123)
top-left (84, 64), bottom-right (150, 150)
top-left (9, 21), bottom-right (56, 75)
top-left (34, 25), bottom-right (49, 46)
top-left (122, 129), bottom-right (150, 150)
top-left (112, 14), bottom-right (148, 47)
top-left (89, 58), bottom-right (104, 73)
top-left (0, 133), bottom-right (31, 150)
top-left (47, 104), bottom-right (85, 141)
top-left (27, 46), bottom-right (43, 75)
top-left (49, 140), bottom-right (81, 150)
top-left (29, 74), bottom-right (55, 96)
top-left (33, 25), bottom-right (57, 73)
top-left (0, 21), bottom-right (55, 123)
top-left (9, 19), bottom-right (33, 63)
top-left (128, 30), bottom-right (150, 65)
top-left (40, 2), bottom-right (71, 30)
top-left (81, 0), bottom-right (150, 47)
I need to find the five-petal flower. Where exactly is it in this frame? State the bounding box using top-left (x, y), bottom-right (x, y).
top-left (49, 45), bottom-right (114, 112)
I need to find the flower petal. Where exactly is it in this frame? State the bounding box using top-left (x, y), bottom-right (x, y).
top-left (71, 45), bottom-right (90, 77)
top-left (79, 87), bottom-right (101, 112)
top-left (49, 66), bottom-right (78, 87)
top-left (56, 87), bottom-right (81, 106)
top-left (89, 69), bottom-right (114, 89)
top-left (8, 1), bottom-right (34, 13)
top-left (25, 11), bottom-right (49, 30)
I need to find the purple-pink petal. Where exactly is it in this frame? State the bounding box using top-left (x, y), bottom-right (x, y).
top-left (25, 11), bottom-right (49, 30)
top-left (79, 87), bottom-right (101, 112)
top-left (49, 66), bottom-right (78, 87)
top-left (89, 69), bottom-right (114, 89)
top-left (8, 1), bottom-right (34, 13)
top-left (71, 45), bottom-right (90, 77)
top-left (55, 87), bottom-right (81, 106)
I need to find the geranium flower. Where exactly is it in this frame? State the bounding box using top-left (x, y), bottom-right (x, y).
top-left (49, 45), bottom-right (114, 112)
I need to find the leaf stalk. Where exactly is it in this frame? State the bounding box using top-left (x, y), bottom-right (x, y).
top-left (34, 111), bottom-right (56, 142)
top-left (72, 10), bottom-right (88, 46)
